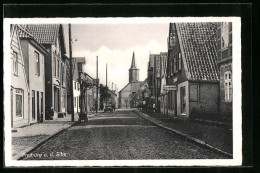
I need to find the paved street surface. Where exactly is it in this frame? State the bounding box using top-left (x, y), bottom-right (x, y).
top-left (22, 110), bottom-right (227, 160)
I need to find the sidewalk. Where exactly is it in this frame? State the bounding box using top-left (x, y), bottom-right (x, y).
top-left (12, 114), bottom-right (79, 160)
top-left (134, 110), bottom-right (232, 157)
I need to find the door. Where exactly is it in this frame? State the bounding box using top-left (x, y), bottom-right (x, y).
top-left (37, 91), bottom-right (40, 122)
top-left (40, 92), bottom-right (43, 122)
top-left (54, 87), bottom-right (60, 112)
top-left (180, 86), bottom-right (186, 114)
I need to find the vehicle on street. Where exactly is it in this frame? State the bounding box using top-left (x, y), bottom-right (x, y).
top-left (104, 106), bottom-right (113, 112)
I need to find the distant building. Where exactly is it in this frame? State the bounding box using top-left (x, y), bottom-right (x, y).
top-left (216, 22), bottom-right (232, 121)
top-left (147, 52), bottom-right (167, 111)
top-left (118, 52), bottom-right (144, 108)
top-left (25, 24), bottom-right (68, 119)
top-left (166, 23), bottom-right (219, 118)
top-left (66, 57), bottom-right (85, 114)
top-left (158, 52), bottom-right (168, 114)
top-left (129, 79), bottom-right (148, 108)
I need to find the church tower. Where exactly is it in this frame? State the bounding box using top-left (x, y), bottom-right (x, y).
top-left (129, 52), bottom-right (139, 83)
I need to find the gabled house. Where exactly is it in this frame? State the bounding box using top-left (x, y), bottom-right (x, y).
top-left (216, 22), bottom-right (232, 122)
top-left (166, 23), bottom-right (219, 118)
top-left (158, 52), bottom-right (168, 114)
top-left (25, 24), bottom-right (68, 119)
top-left (129, 79), bottom-right (148, 108)
top-left (19, 25), bottom-right (49, 123)
top-left (10, 24), bottom-right (30, 128)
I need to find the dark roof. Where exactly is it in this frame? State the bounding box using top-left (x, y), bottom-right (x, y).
top-left (118, 81), bottom-right (143, 93)
top-left (24, 24), bottom-right (66, 54)
top-left (73, 57), bottom-right (86, 64)
top-left (176, 23), bottom-right (219, 82)
top-left (17, 25), bottom-right (49, 55)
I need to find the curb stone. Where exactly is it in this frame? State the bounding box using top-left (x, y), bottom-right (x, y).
top-left (13, 121), bottom-right (78, 160)
top-left (133, 110), bottom-right (233, 158)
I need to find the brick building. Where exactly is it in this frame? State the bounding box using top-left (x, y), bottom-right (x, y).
top-left (216, 22), bottom-right (232, 121)
top-left (166, 23), bottom-right (219, 118)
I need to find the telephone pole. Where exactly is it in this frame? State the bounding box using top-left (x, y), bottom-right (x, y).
top-left (69, 24), bottom-right (74, 122)
top-left (96, 56), bottom-right (98, 114)
top-left (106, 63), bottom-right (108, 106)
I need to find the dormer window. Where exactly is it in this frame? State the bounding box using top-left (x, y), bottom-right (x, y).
top-left (221, 22), bottom-right (229, 49)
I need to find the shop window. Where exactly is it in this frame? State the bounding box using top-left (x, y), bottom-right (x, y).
top-left (53, 56), bottom-right (56, 77)
top-left (15, 89), bottom-right (23, 117)
top-left (32, 90), bottom-right (35, 120)
top-left (57, 59), bottom-right (60, 78)
top-left (224, 71), bottom-right (232, 102)
top-left (178, 53), bottom-right (182, 70)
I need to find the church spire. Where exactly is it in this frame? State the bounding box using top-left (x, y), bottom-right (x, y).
top-left (130, 52), bottom-right (136, 69)
top-left (129, 51), bottom-right (139, 83)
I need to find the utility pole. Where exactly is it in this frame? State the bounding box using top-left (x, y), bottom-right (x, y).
top-left (96, 56), bottom-right (98, 114)
top-left (106, 63), bottom-right (108, 106)
top-left (69, 24), bottom-right (74, 122)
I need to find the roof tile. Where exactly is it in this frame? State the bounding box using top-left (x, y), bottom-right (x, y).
top-left (176, 23), bottom-right (219, 82)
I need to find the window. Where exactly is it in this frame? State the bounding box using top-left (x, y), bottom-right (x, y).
top-left (63, 91), bottom-right (66, 107)
top-left (13, 51), bottom-right (18, 75)
top-left (224, 71), bottom-right (232, 102)
top-left (32, 90), bottom-right (35, 120)
top-left (53, 56), bottom-right (56, 76)
top-left (173, 55), bottom-right (177, 73)
top-left (221, 22), bottom-right (229, 49)
top-left (74, 81), bottom-right (76, 90)
top-left (15, 89), bottom-right (23, 117)
top-left (170, 59), bottom-right (173, 76)
top-left (74, 97), bottom-right (76, 108)
top-left (178, 53), bottom-right (182, 70)
top-left (35, 51), bottom-right (40, 75)
top-left (78, 83), bottom-right (80, 91)
top-left (61, 64), bottom-right (64, 85)
top-left (57, 59), bottom-right (60, 78)
top-left (170, 32), bottom-right (177, 47)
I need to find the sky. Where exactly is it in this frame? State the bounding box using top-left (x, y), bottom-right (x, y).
top-left (63, 24), bottom-right (169, 92)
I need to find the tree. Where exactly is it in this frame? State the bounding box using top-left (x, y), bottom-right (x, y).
top-left (99, 84), bottom-right (111, 109)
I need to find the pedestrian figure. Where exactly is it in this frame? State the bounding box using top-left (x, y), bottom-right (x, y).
top-left (153, 103), bottom-right (156, 113)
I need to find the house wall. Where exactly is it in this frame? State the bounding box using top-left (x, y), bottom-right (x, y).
top-left (43, 44), bottom-right (53, 119)
top-left (119, 83), bottom-right (131, 109)
top-left (188, 82), bottom-right (219, 119)
top-left (21, 40), bottom-right (46, 123)
top-left (49, 37), bottom-right (66, 118)
top-left (10, 26), bottom-right (30, 128)
top-left (219, 62), bottom-right (232, 117)
top-left (217, 22), bottom-right (233, 120)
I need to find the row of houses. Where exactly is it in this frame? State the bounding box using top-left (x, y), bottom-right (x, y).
top-left (119, 22), bottom-right (232, 122)
top-left (154, 22), bottom-right (232, 122)
top-left (10, 24), bottom-right (117, 128)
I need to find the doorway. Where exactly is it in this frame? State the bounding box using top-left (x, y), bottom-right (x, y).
top-left (54, 87), bottom-right (60, 112)
top-left (180, 86), bottom-right (186, 114)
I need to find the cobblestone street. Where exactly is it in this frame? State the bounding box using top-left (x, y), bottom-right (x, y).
top-left (22, 110), bottom-right (227, 160)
